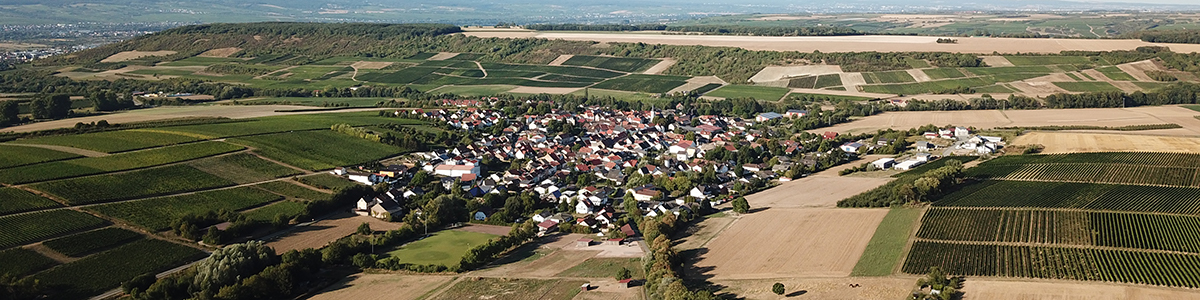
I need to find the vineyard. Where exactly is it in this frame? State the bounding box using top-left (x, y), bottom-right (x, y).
top-left (0, 210), bottom-right (108, 249)
top-left (0, 248), bottom-right (58, 277)
top-left (0, 141), bottom-right (244, 184)
top-left (42, 227), bottom-right (144, 257)
top-left (966, 152), bottom-right (1200, 188)
top-left (934, 181), bottom-right (1200, 215)
top-left (29, 164), bottom-right (236, 205)
top-left (11, 130), bottom-right (204, 153)
top-left (0, 187), bottom-right (61, 215)
top-left (904, 241), bottom-right (1200, 288)
top-left (32, 239), bottom-right (207, 299)
top-left (0, 144), bottom-right (80, 169)
top-left (88, 186), bottom-right (283, 231)
top-left (228, 130), bottom-right (403, 171)
top-left (186, 152), bottom-right (303, 184)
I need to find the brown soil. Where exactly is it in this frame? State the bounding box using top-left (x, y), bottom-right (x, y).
top-left (962, 279), bottom-right (1200, 300)
top-left (711, 277), bottom-right (916, 300)
top-left (815, 106), bottom-right (1200, 136)
top-left (308, 273), bottom-right (456, 300)
top-left (428, 52), bottom-right (461, 61)
top-left (746, 175), bottom-right (893, 208)
top-left (547, 55), bottom-right (574, 66)
top-left (100, 51), bottom-right (177, 63)
top-left (641, 58), bottom-right (677, 75)
top-left (1012, 132), bottom-right (1200, 154)
top-left (198, 47), bottom-right (242, 58)
top-left (264, 211), bottom-right (402, 254)
top-left (980, 56), bottom-right (1015, 67)
top-left (350, 61), bottom-right (394, 70)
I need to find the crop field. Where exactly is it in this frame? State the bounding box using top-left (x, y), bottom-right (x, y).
top-left (0, 209), bottom-right (108, 249)
top-left (863, 70), bottom-right (916, 84)
top-left (814, 74), bottom-right (843, 88)
top-left (42, 227), bottom-right (144, 257)
top-left (186, 153), bottom-right (302, 184)
top-left (10, 129), bottom-right (204, 153)
top-left (705, 84), bottom-right (791, 100)
top-left (922, 68), bottom-right (966, 79)
top-left (1097, 66), bottom-right (1136, 81)
top-left (254, 180), bottom-right (331, 200)
top-left (243, 201), bottom-right (306, 222)
top-left (0, 144), bottom-right (80, 169)
top-left (384, 230), bottom-right (498, 267)
top-left (850, 208), bottom-right (922, 276)
top-left (0, 141), bottom-right (244, 184)
top-left (160, 113), bottom-right (422, 138)
top-left (357, 61), bottom-right (622, 88)
top-left (561, 55), bottom-right (660, 73)
top-left (430, 278), bottom-right (587, 300)
top-left (297, 173), bottom-right (359, 190)
top-left (963, 66), bottom-right (1052, 76)
top-left (228, 130), bottom-right (403, 171)
top-left (590, 74), bottom-right (689, 93)
top-left (903, 241), bottom-right (1200, 288)
top-left (428, 85), bottom-right (516, 96)
top-left (934, 181), bottom-right (1200, 215)
top-left (555, 257), bottom-right (644, 278)
top-left (0, 187), bottom-right (60, 215)
top-left (691, 83), bottom-right (723, 95)
top-left (89, 187), bottom-right (282, 230)
top-left (1004, 56), bottom-right (1093, 65)
top-left (965, 152), bottom-right (1200, 188)
top-left (859, 75), bottom-right (1046, 95)
top-left (28, 164), bottom-right (236, 205)
top-left (1053, 81), bottom-right (1122, 92)
top-left (238, 97), bottom-right (392, 107)
top-left (33, 239), bottom-right (206, 299)
top-left (0, 248), bottom-right (58, 277)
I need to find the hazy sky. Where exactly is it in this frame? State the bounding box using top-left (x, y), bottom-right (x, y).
top-left (1064, 0), bottom-right (1197, 5)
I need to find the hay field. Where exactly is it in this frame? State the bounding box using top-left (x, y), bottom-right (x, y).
top-left (693, 208), bottom-right (889, 279)
top-left (1011, 132), bottom-right (1200, 154)
top-left (746, 175), bottom-right (893, 208)
top-left (962, 280), bottom-right (1200, 300)
top-left (309, 274), bottom-right (456, 300)
top-left (198, 47), bottom-right (241, 57)
top-left (816, 106), bottom-right (1200, 136)
top-left (464, 32), bottom-right (1200, 54)
top-left (712, 277), bottom-right (914, 300)
top-left (100, 51), bottom-right (177, 63)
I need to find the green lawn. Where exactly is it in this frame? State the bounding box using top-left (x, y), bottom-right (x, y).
top-left (706, 85), bottom-right (790, 100)
top-left (850, 208), bottom-right (922, 276)
top-left (385, 230), bottom-right (499, 267)
top-left (555, 257), bottom-right (644, 278)
top-left (1053, 81), bottom-right (1122, 92)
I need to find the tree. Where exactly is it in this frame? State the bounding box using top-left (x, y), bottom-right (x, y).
top-left (732, 197), bottom-right (750, 213)
top-left (357, 222), bottom-right (373, 235)
top-left (772, 282), bottom-right (785, 295)
top-left (192, 241), bottom-right (277, 297)
top-left (0, 101), bottom-right (17, 126)
top-left (616, 267), bottom-right (633, 280)
top-left (29, 98), bottom-right (48, 119)
top-left (46, 94), bottom-right (71, 119)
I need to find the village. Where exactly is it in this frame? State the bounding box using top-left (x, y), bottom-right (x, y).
top-left (328, 100), bottom-right (1005, 243)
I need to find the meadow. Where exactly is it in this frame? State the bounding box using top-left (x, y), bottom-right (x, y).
top-left (228, 130), bottom-right (404, 171)
top-left (243, 201), bottom-right (307, 222)
top-left (297, 173), bottom-right (360, 190)
top-left (384, 230), bottom-right (498, 267)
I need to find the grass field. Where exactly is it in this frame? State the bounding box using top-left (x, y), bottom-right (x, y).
top-left (1097, 66), bottom-right (1136, 81)
top-left (0, 209), bottom-right (108, 249)
top-left (561, 55), bottom-right (660, 73)
top-left (1004, 56), bottom-right (1092, 65)
top-left (428, 85), bottom-right (516, 96)
top-left (1133, 82), bottom-right (1172, 91)
top-left (1185, 105), bottom-right (1200, 112)
top-left (0, 248), bottom-right (58, 277)
top-left (42, 227), bottom-right (144, 257)
top-left (922, 68), bottom-right (966, 80)
top-left (430, 278), bottom-right (586, 300)
top-left (33, 239), bottom-right (206, 299)
top-left (11, 129), bottom-right (203, 153)
top-left (243, 200), bottom-right (307, 222)
top-left (864, 70), bottom-right (916, 84)
top-left (28, 164), bottom-right (236, 205)
top-left (239, 97), bottom-right (392, 107)
top-left (228, 130), bottom-right (403, 171)
top-left (555, 257), bottom-right (644, 278)
top-left (590, 74), bottom-right (688, 93)
top-left (850, 208), bottom-right (922, 276)
top-left (89, 186), bottom-right (282, 230)
top-left (297, 173), bottom-right (360, 190)
top-left (0, 141), bottom-right (244, 184)
top-left (254, 180), bottom-right (331, 200)
top-left (384, 230), bottom-right (498, 267)
top-left (0, 187), bottom-right (61, 215)
top-left (706, 84), bottom-right (790, 100)
top-left (187, 153), bottom-right (302, 184)
top-left (0, 144), bottom-right (81, 169)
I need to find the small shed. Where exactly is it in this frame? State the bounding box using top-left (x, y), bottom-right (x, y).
top-left (580, 283), bottom-right (590, 292)
top-left (576, 238), bottom-right (592, 247)
top-left (618, 279), bottom-right (633, 288)
top-left (605, 238), bottom-right (623, 246)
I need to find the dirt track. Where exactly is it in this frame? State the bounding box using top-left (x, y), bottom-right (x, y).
top-left (463, 32), bottom-right (1200, 54)
top-left (309, 274), bottom-right (455, 300)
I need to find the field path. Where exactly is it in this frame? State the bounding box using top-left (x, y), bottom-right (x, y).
top-left (547, 54), bottom-right (574, 66)
top-left (907, 69), bottom-right (932, 82)
top-left (3, 143), bottom-right (109, 157)
top-left (642, 58), bottom-right (677, 75)
top-left (474, 61), bottom-right (488, 78)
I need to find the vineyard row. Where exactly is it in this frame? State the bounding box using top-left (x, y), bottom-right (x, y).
top-left (918, 207), bottom-right (1200, 254)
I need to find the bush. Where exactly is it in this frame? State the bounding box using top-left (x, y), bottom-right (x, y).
top-left (616, 267), bottom-right (632, 280)
top-left (773, 282), bottom-right (785, 295)
top-left (732, 197), bottom-right (750, 213)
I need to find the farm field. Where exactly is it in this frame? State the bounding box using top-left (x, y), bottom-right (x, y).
top-left (1012, 132), bottom-right (1200, 154)
top-left (964, 152), bottom-right (1200, 187)
top-left (705, 84), bottom-right (791, 100)
top-left (32, 239), bottom-right (206, 299)
top-left (561, 55), bottom-right (660, 73)
top-left (922, 68), bottom-right (966, 79)
top-left (962, 279), bottom-right (1200, 300)
top-left (238, 97), bottom-right (394, 107)
top-left (936, 179), bottom-right (1200, 215)
top-left (555, 257), bottom-right (644, 278)
top-left (709, 277), bottom-right (913, 300)
top-left (42, 227), bottom-right (144, 257)
top-left (228, 130), bottom-right (404, 171)
top-left (27, 164), bottom-right (236, 205)
top-left (186, 153), bottom-right (303, 184)
top-left (1053, 81), bottom-right (1122, 92)
top-left (429, 277), bottom-right (587, 300)
top-left (589, 74), bottom-right (689, 93)
top-left (0, 105), bottom-right (395, 134)
top-left (384, 230), bottom-right (499, 268)
top-left (0, 141), bottom-right (244, 184)
top-left (254, 180), bottom-right (331, 200)
top-left (243, 200), bottom-right (306, 222)
top-left (693, 208), bottom-right (887, 279)
top-left (0, 248), bottom-right (58, 277)
top-left (744, 171), bottom-right (893, 208)
top-left (850, 208), bottom-right (922, 276)
top-left (0, 144), bottom-right (81, 169)
top-left (9, 129), bottom-right (204, 153)
top-left (88, 186), bottom-right (282, 231)
top-left (0, 210), bottom-right (108, 249)
top-left (296, 173), bottom-right (360, 190)
top-left (308, 274), bottom-right (456, 300)
top-left (815, 106), bottom-right (1200, 136)
top-left (265, 211), bottom-right (403, 254)
top-left (0, 187), bottom-right (60, 215)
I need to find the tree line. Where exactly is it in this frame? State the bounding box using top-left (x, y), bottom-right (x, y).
top-left (1123, 29), bottom-right (1200, 44)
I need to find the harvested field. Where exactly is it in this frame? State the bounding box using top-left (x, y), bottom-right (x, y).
top-left (1119, 60), bottom-right (1160, 82)
top-left (749, 65), bottom-right (842, 83)
top-left (0, 105), bottom-right (391, 133)
top-left (198, 47), bottom-right (241, 57)
top-left (711, 277), bottom-right (914, 300)
top-left (263, 211), bottom-right (402, 254)
top-left (642, 58), bottom-right (676, 75)
top-left (674, 215), bottom-right (735, 251)
top-left (962, 279), bottom-right (1200, 300)
top-left (506, 86), bottom-right (583, 94)
top-left (570, 278), bottom-right (643, 300)
top-left (745, 174), bottom-right (893, 208)
top-left (907, 69), bottom-right (932, 82)
top-left (100, 51), bottom-right (177, 63)
top-left (474, 250), bottom-right (599, 277)
top-left (350, 61), bottom-right (394, 70)
top-left (1011, 132), bottom-right (1200, 154)
top-left (309, 274), bottom-right (455, 300)
top-left (816, 106), bottom-right (1200, 136)
top-left (980, 56), bottom-right (1015, 67)
top-left (427, 52), bottom-right (460, 61)
top-left (463, 32), bottom-right (1200, 54)
top-left (693, 208), bottom-right (888, 279)
top-left (430, 277), bottom-right (586, 300)
top-left (547, 55), bottom-right (574, 66)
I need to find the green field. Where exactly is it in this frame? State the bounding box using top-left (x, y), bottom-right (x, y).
top-left (706, 84), bottom-right (791, 100)
top-left (555, 257), bottom-right (644, 278)
top-left (0, 248), bottom-right (58, 277)
top-left (42, 227), bottom-right (144, 257)
top-left (935, 181), bottom-right (1200, 215)
top-left (228, 130), bottom-right (404, 171)
top-left (158, 56), bottom-right (246, 66)
top-left (919, 207), bottom-right (1200, 253)
top-left (385, 230), bottom-right (498, 267)
top-left (861, 76), bottom-right (1000, 95)
top-left (28, 164), bottom-right (236, 205)
top-left (814, 74), bottom-right (843, 89)
top-left (0, 141), bottom-right (244, 184)
top-left (922, 68), bottom-right (966, 80)
top-left (431, 278), bottom-right (585, 300)
top-left (88, 187), bottom-right (282, 230)
top-left (851, 208), bottom-right (921, 276)
top-left (590, 74), bottom-right (689, 93)
top-left (964, 66), bottom-right (1052, 76)
top-left (1133, 82), bottom-right (1172, 91)
top-left (239, 97), bottom-right (393, 107)
top-left (0, 144), bottom-right (81, 169)
top-left (33, 239), bottom-right (207, 299)
top-left (1004, 56), bottom-right (1093, 65)
top-left (1186, 105), bottom-right (1200, 112)
top-left (243, 200), bottom-right (307, 222)
top-left (254, 180), bottom-right (331, 200)
top-left (1097, 66), bottom-right (1136, 81)
top-left (786, 92), bottom-right (873, 101)
top-left (561, 55), bottom-right (660, 73)
top-left (296, 173), bottom-right (360, 190)
top-left (863, 70), bottom-right (916, 84)
top-left (1054, 81), bottom-right (1122, 92)
top-left (0, 187), bottom-right (61, 215)
top-left (566, 88), bottom-right (665, 103)
top-left (0, 210), bottom-right (108, 249)
top-left (964, 152), bottom-right (1200, 188)
top-left (428, 85), bottom-right (517, 96)
top-left (187, 153), bottom-right (302, 184)
top-left (162, 112), bottom-right (423, 138)
top-left (11, 129), bottom-right (204, 153)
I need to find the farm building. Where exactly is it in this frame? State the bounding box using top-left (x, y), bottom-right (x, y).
top-left (872, 158), bottom-right (896, 169)
top-left (785, 109), bottom-right (809, 117)
top-left (895, 160), bottom-right (925, 171)
top-left (433, 164), bottom-right (480, 177)
top-left (840, 142), bottom-right (864, 153)
top-left (756, 112), bottom-right (783, 122)
top-left (915, 141), bottom-right (934, 151)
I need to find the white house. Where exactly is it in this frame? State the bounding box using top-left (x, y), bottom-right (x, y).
top-left (433, 164), bottom-right (480, 178)
top-left (954, 127), bottom-right (971, 137)
top-left (756, 112), bottom-right (783, 122)
top-left (895, 160), bottom-right (925, 171)
top-left (840, 142), bottom-right (864, 153)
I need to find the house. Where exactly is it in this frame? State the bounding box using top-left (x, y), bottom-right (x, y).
top-left (915, 153), bottom-right (933, 162)
top-left (823, 131), bottom-right (839, 140)
top-left (576, 238), bottom-right (592, 247)
top-left (537, 220), bottom-right (559, 232)
top-left (433, 164), bottom-right (480, 178)
top-left (474, 207), bottom-right (494, 221)
top-left (954, 127), bottom-right (971, 137)
top-left (620, 224), bottom-right (638, 237)
top-left (785, 109), bottom-right (808, 118)
top-left (576, 199), bottom-right (595, 214)
top-left (895, 160), bottom-right (925, 171)
top-left (618, 279), bottom-right (633, 288)
top-left (627, 185), bottom-right (662, 201)
top-left (532, 211), bottom-right (554, 223)
top-left (369, 200), bottom-right (403, 220)
top-left (923, 132), bottom-right (938, 139)
top-left (756, 112), bottom-right (783, 122)
top-left (872, 158), bottom-right (896, 169)
top-left (915, 141), bottom-right (933, 151)
top-left (840, 142), bottom-right (864, 153)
